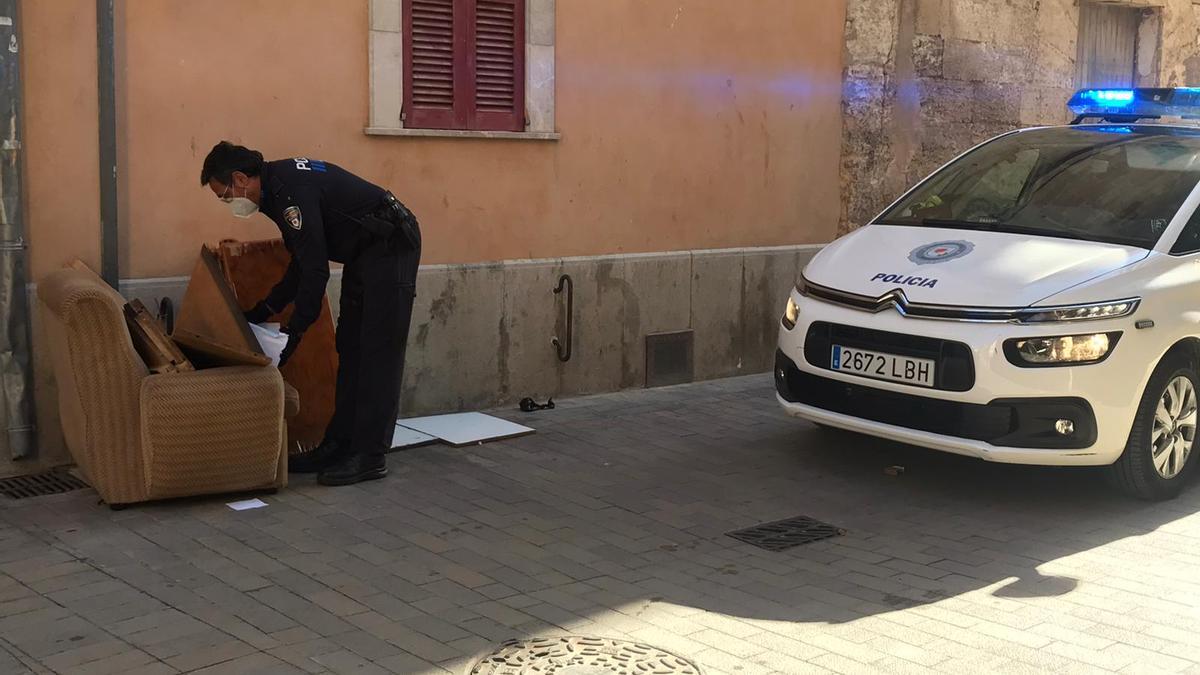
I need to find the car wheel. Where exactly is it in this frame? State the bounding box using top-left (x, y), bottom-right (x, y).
top-left (1110, 353), bottom-right (1198, 501)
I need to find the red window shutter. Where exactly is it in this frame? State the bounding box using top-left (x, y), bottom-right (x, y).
top-left (403, 0), bottom-right (526, 132)
top-left (404, 0), bottom-right (468, 129)
top-left (469, 0), bottom-right (526, 132)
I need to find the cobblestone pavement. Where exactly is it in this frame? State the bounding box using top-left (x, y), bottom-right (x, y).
top-left (2, 375), bottom-right (1200, 675)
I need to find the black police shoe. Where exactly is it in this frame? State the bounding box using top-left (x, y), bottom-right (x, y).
top-left (317, 452), bottom-right (387, 486)
top-left (288, 438), bottom-right (347, 474)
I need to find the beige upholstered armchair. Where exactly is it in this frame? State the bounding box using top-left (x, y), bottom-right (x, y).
top-left (37, 267), bottom-right (290, 508)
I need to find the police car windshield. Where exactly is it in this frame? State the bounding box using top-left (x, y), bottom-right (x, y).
top-left (877, 126), bottom-right (1200, 249)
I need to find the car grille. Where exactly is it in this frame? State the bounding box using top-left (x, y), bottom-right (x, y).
top-left (803, 321), bottom-right (975, 391)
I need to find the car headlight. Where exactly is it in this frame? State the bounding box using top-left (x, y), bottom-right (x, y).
top-left (1017, 299), bottom-right (1139, 323)
top-left (782, 296), bottom-right (800, 330)
top-left (1003, 332), bottom-right (1122, 367)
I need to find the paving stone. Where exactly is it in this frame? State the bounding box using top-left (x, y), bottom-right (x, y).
top-left (400, 611), bottom-right (473, 643)
top-left (6, 614), bottom-right (112, 659)
top-left (38, 639), bottom-right (134, 671)
top-left (374, 651), bottom-right (450, 674)
top-left (189, 652), bottom-right (306, 674)
top-left (307, 589), bottom-right (370, 617)
top-left (162, 639), bottom-right (258, 672)
top-left (360, 593), bottom-right (427, 621)
top-left (58, 649), bottom-right (161, 675)
top-left (368, 621), bottom-right (462, 664)
top-left (0, 595), bottom-right (55, 618)
top-left (327, 628), bottom-right (405, 661)
top-left (122, 663), bottom-right (179, 675)
top-left (124, 616), bottom-right (212, 649)
top-left (265, 637), bottom-right (342, 673)
top-left (309, 648), bottom-right (392, 674)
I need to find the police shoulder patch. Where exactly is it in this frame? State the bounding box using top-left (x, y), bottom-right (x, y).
top-left (283, 206), bottom-right (302, 230)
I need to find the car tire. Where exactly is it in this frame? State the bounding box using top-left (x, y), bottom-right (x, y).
top-left (1110, 353), bottom-right (1199, 501)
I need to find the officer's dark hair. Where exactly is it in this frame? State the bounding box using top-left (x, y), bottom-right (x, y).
top-left (200, 141), bottom-right (264, 186)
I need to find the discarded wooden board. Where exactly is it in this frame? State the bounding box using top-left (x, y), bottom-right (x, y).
top-left (124, 299), bottom-right (194, 374)
top-left (391, 423), bottom-right (437, 451)
top-left (173, 245), bottom-right (270, 368)
top-left (397, 413), bottom-right (535, 447)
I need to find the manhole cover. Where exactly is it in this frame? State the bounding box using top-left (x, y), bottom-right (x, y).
top-left (726, 515), bottom-right (844, 552)
top-left (466, 636), bottom-right (703, 675)
top-left (0, 470), bottom-right (89, 500)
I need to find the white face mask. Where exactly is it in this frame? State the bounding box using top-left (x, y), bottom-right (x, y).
top-left (226, 197), bottom-right (259, 218)
top-left (220, 183), bottom-right (259, 218)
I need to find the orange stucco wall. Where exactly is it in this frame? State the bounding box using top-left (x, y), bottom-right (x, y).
top-left (22, 0), bottom-right (102, 276)
top-left (23, 0), bottom-right (847, 280)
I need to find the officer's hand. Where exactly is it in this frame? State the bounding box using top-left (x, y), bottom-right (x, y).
top-left (278, 328), bottom-right (303, 368)
top-left (244, 300), bottom-right (272, 325)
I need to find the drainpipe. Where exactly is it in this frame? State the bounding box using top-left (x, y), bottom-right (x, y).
top-left (0, 0), bottom-right (36, 459)
top-left (97, 0), bottom-right (118, 287)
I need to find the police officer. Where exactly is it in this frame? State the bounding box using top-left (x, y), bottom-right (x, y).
top-left (200, 141), bottom-right (421, 486)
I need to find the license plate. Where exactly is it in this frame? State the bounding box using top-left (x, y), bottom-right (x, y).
top-left (831, 345), bottom-right (935, 387)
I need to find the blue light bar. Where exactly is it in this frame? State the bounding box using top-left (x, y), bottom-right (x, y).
top-left (1069, 87), bottom-right (1200, 121)
top-left (1080, 89), bottom-right (1135, 105)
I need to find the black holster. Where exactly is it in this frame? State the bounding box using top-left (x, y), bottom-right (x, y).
top-left (361, 191), bottom-right (421, 251)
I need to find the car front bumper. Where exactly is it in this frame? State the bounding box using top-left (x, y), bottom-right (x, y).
top-left (775, 291), bottom-right (1149, 466)
top-left (775, 350), bottom-right (1105, 465)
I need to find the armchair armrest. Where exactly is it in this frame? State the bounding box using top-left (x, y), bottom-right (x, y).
top-left (140, 366), bottom-right (285, 499)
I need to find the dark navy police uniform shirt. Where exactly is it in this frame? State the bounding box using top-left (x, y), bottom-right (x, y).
top-left (259, 157), bottom-right (387, 336)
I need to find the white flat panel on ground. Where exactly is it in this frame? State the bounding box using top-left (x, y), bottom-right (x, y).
top-left (392, 423), bottom-right (437, 450)
top-left (397, 413), bottom-right (535, 447)
top-left (227, 498), bottom-right (268, 511)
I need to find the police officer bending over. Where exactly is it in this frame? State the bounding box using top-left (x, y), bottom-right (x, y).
top-left (201, 141), bottom-right (421, 486)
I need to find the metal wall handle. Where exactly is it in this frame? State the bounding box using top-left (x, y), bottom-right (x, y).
top-left (552, 274), bottom-right (573, 362)
top-left (0, 237), bottom-right (27, 252)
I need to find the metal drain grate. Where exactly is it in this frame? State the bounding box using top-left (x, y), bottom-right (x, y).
top-left (468, 636), bottom-right (703, 675)
top-left (727, 515), bottom-right (845, 552)
top-left (0, 471), bottom-right (89, 500)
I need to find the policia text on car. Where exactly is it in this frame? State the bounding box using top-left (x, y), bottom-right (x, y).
top-left (201, 141), bottom-right (421, 486)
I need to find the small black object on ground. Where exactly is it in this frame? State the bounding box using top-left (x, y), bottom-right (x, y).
top-left (519, 397), bottom-right (555, 412)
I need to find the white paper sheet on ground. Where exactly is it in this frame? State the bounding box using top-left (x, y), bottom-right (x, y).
top-left (397, 412), bottom-right (534, 447)
top-left (249, 322), bottom-right (287, 367)
top-left (227, 498), bottom-right (268, 511)
top-left (392, 423), bottom-right (437, 450)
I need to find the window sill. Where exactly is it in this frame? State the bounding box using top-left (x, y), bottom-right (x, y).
top-left (364, 127), bottom-right (561, 141)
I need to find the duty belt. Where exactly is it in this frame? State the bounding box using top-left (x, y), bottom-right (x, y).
top-left (359, 191), bottom-right (421, 251)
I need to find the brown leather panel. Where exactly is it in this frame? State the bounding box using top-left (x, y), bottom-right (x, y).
top-left (216, 238), bottom-right (338, 452)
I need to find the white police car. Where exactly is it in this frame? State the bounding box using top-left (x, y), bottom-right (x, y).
top-left (777, 88), bottom-right (1200, 500)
